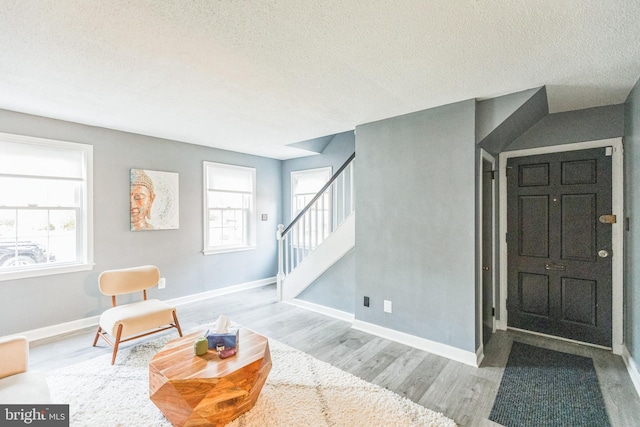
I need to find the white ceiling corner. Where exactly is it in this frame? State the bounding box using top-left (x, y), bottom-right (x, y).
top-left (0, 0), bottom-right (639, 159)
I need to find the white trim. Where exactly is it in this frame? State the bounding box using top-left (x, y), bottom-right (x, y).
top-left (476, 345), bottom-right (484, 366)
top-left (0, 263), bottom-right (94, 282)
top-left (286, 298), bottom-right (355, 322)
top-left (167, 276), bottom-right (275, 307)
top-left (352, 320), bottom-right (479, 367)
top-left (203, 245), bottom-right (256, 256)
top-left (498, 138), bottom-right (624, 354)
top-left (202, 161), bottom-right (257, 254)
top-left (508, 326), bottom-right (612, 350)
top-left (611, 141), bottom-right (624, 355)
top-left (6, 277), bottom-right (275, 342)
top-left (0, 131), bottom-right (90, 151)
top-left (7, 314), bottom-right (101, 343)
top-left (622, 345), bottom-right (640, 398)
top-left (478, 149), bottom-right (496, 359)
top-left (0, 132), bottom-right (94, 281)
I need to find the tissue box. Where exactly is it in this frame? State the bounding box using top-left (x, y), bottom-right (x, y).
top-left (207, 328), bottom-right (239, 349)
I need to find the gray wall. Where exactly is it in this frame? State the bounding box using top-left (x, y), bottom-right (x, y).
top-left (355, 100), bottom-right (477, 352)
top-left (625, 77), bottom-right (640, 361)
top-left (507, 104), bottom-right (625, 151)
top-left (477, 87), bottom-right (548, 156)
top-left (281, 131), bottom-right (355, 224)
top-left (0, 109), bottom-right (281, 336)
top-left (297, 248), bottom-right (355, 313)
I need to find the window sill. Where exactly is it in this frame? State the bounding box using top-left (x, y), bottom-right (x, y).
top-left (203, 246), bottom-right (256, 256)
top-left (0, 262), bottom-right (95, 282)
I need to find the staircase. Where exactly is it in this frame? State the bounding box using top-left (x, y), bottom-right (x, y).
top-left (277, 153), bottom-right (355, 301)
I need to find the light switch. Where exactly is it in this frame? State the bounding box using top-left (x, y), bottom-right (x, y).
top-left (384, 300), bottom-right (392, 313)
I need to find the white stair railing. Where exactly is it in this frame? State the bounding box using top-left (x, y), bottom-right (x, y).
top-left (277, 153), bottom-right (355, 300)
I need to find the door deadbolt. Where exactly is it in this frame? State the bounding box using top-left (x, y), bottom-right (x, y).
top-left (599, 215), bottom-right (617, 224)
top-left (598, 249), bottom-right (609, 258)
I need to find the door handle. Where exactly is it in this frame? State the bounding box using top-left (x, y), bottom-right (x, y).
top-left (545, 263), bottom-right (566, 271)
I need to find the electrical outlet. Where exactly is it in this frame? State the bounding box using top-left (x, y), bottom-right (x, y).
top-left (364, 296), bottom-right (370, 307)
top-left (158, 277), bottom-right (166, 289)
top-left (384, 300), bottom-right (392, 313)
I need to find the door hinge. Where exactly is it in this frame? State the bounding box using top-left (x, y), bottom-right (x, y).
top-left (490, 170), bottom-right (496, 180)
top-left (492, 307), bottom-right (495, 317)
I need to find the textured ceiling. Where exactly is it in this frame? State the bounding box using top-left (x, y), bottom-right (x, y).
top-left (1, 1), bottom-right (639, 159)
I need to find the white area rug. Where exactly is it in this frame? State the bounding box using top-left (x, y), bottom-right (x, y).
top-left (47, 331), bottom-right (456, 427)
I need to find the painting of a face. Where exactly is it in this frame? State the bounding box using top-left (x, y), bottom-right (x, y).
top-left (130, 183), bottom-right (155, 230)
top-left (130, 169), bottom-right (178, 231)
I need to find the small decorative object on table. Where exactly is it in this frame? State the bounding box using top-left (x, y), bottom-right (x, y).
top-left (194, 337), bottom-right (208, 356)
top-left (206, 315), bottom-right (239, 350)
top-left (218, 347), bottom-right (236, 359)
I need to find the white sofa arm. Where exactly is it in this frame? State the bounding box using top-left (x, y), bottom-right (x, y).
top-left (0, 336), bottom-right (28, 379)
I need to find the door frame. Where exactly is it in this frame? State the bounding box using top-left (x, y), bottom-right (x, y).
top-left (497, 138), bottom-right (624, 354)
top-left (478, 149), bottom-right (496, 357)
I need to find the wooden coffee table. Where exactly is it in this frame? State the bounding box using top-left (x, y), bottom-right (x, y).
top-left (149, 328), bottom-right (271, 427)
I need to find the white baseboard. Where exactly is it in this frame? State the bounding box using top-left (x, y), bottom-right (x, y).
top-left (169, 277), bottom-right (276, 307)
top-left (351, 320), bottom-right (478, 367)
top-left (286, 298), bottom-right (355, 323)
top-left (622, 345), bottom-right (640, 398)
top-left (17, 315), bottom-right (101, 343)
top-left (8, 277), bottom-right (275, 343)
top-left (476, 345), bottom-right (484, 366)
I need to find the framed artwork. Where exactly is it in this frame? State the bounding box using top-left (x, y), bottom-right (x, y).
top-left (130, 169), bottom-right (179, 231)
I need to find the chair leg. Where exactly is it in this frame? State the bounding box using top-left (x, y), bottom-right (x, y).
top-left (111, 324), bottom-right (123, 365)
top-left (93, 326), bottom-right (102, 347)
top-left (173, 311), bottom-right (183, 337)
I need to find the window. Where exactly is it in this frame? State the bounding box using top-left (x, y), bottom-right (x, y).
top-left (291, 167), bottom-right (331, 220)
top-left (0, 132), bottom-right (93, 280)
top-left (291, 167), bottom-right (331, 248)
top-left (203, 162), bottom-right (256, 254)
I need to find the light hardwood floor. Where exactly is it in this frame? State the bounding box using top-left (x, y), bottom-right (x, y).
top-left (29, 284), bottom-right (640, 426)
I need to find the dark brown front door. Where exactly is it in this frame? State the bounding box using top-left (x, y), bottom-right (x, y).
top-left (507, 148), bottom-right (613, 347)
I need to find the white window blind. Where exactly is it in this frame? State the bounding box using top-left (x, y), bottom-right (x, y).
top-left (203, 162), bottom-right (256, 254)
top-left (0, 133), bottom-right (93, 280)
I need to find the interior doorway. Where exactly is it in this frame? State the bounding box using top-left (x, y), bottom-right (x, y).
top-left (479, 149), bottom-right (496, 351)
top-left (482, 156), bottom-right (495, 347)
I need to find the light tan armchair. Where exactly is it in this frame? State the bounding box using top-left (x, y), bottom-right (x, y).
top-left (93, 265), bottom-right (182, 365)
top-left (0, 336), bottom-right (52, 403)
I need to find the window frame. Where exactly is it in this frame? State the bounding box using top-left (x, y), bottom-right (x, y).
top-left (0, 132), bottom-right (94, 281)
top-left (290, 167), bottom-right (332, 250)
top-left (203, 161), bottom-right (257, 255)
top-left (290, 167), bottom-right (332, 221)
